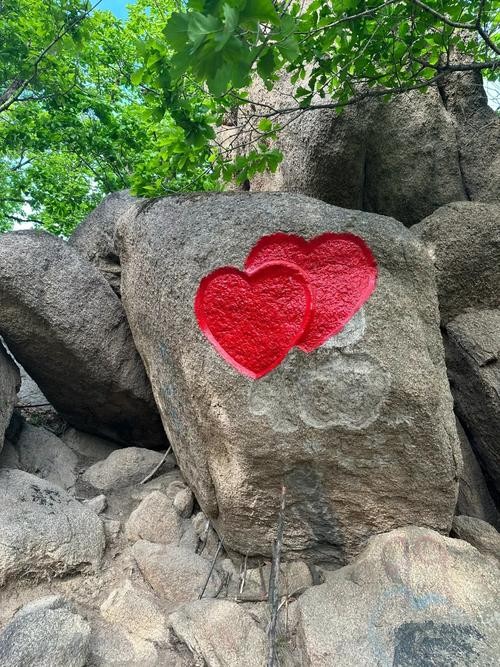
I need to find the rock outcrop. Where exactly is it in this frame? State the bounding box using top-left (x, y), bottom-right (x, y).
top-left (0, 343), bottom-right (19, 454)
top-left (412, 201), bottom-right (500, 323)
top-left (0, 469), bottom-right (105, 586)
top-left (0, 230), bottom-right (166, 447)
top-left (69, 190), bottom-right (140, 295)
top-left (297, 527), bottom-right (500, 666)
top-left (117, 192), bottom-right (460, 564)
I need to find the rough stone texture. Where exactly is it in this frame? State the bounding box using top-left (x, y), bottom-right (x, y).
top-left (83, 447), bottom-right (170, 491)
top-left (455, 419), bottom-right (499, 528)
top-left (87, 622), bottom-right (158, 666)
top-left (173, 487), bottom-right (194, 518)
top-left (69, 190), bottom-right (140, 295)
top-left (117, 192), bottom-right (460, 564)
top-left (61, 427), bottom-right (118, 462)
top-left (0, 469), bottom-right (105, 586)
top-left (13, 422), bottom-right (78, 491)
top-left (101, 579), bottom-right (168, 643)
top-left (0, 230), bottom-right (166, 447)
top-left (133, 540), bottom-right (221, 602)
top-left (125, 490), bottom-right (182, 544)
top-left (0, 343), bottom-right (20, 455)
top-left (412, 201), bottom-right (500, 324)
top-left (83, 494), bottom-right (107, 514)
top-left (451, 516), bottom-right (500, 567)
top-left (297, 527), bottom-right (500, 666)
top-left (235, 71), bottom-right (498, 225)
top-left (444, 310), bottom-right (500, 495)
top-left (0, 596), bottom-right (90, 667)
top-left (168, 599), bottom-right (268, 667)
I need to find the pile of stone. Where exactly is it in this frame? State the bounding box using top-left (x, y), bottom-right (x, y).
top-left (0, 188), bottom-right (498, 666)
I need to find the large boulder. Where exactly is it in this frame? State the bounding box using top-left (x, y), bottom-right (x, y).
top-left (0, 230), bottom-right (166, 447)
top-left (116, 192), bottom-right (460, 564)
top-left (444, 309), bottom-right (500, 496)
top-left (0, 343), bottom-right (19, 454)
top-left (297, 527), bottom-right (500, 666)
top-left (0, 469), bottom-right (105, 586)
top-left (412, 201), bottom-right (500, 324)
top-left (69, 190), bottom-right (141, 295)
top-left (233, 69), bottom-right (498, 225)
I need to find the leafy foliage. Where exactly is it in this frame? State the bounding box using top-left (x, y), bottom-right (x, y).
top-left (1, 0), bottom-right (498, 235)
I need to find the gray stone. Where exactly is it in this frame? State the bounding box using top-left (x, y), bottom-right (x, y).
top-left (83, 447), bottom-right (169, 491)
top-left (69, 190), bottom-right (141, 295)
top-left (133, 540), bottom-right (221, 602)
top-left (14, 422), bottom-right (78, 491)
top-left (452, 516), bottom-right (500, 567)
top-left (87, 622), bottom-right (158, 666)
top-left (0, 342), bottom-right (20, 455)
top-left (412, 201), bottom-right (500, 324)
top-left (0, 230), bottom-right (166, 447)
top-left (297, 526), bottom-right (500, 666)
top-left (116, 192), bottom-right (460, 564)
top-left (455, 419), bottom-right (499, 528)
top-left (0, 596), bottom-right (90, 667)
top-left (444, 310), bottom-right (500, 495)
top-left (125, 490), bottom-right (182, 544)
top-left (168, 599), bottom-right (268, 667)
top-left (0, 440), bottom-right (19, 469)
top-left (0, 468), bottom-right (105, 586)
top-left (101, 579), bottom-right (168, 643)
top-left (84, 494), bottom-right (108, 514)
top-left (173, 487), bottom-right (194, 518)
top-left (62, 427), bottom-right (117, 462)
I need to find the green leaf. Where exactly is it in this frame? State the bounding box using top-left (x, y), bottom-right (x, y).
top-left (240, 0), bottom-right (279, 25)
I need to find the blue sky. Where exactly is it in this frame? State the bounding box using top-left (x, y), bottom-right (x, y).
top-left (98, 0), bottom-right (131, 19)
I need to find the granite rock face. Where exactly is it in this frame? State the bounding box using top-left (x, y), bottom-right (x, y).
top-left (297, 527), bottom-right (500, 666)
top-left (0, 230), bottom-right (166, 447)
top-left (117, 192), bottom-right (460, 564)
top-left (0, 343), bottom-right (20, 455)
top-left (69, 190), bottom-right (140, 295)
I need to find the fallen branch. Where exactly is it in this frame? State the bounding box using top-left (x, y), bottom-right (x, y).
top-left (139, 445), bottom-right (172, 484)
top-left (199, 537), bottom-right (223, 599)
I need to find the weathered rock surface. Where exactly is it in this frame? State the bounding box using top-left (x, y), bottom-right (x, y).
top-left (62, 427), bottom-right (117, 462)
top-left (412, 201), bottom-right (500, 323)
top-left (133, 540), bottom-right (221, 602)
top-left (0, 231), bottom-right (166, 447)
top-left (101, 579), bottom-right (168, 643)
top-left (444, 309), bottom-right (500, 495)
top-left (0, 343), bottom-right (20, 455)
top-left (168, 599), bottom-right (268, 667)
top-left (297, 527), bottom-right (500, 666)
top-left (236, 71), bottom-right (499, 225)
top-left (83, 447), bottom-right (172, 491)
top-left (87, 622), bottom-right (158, 666)
top-left (452, 515), bottom-right (500, 567)
top-left (117, 192), bottom-right (460, 563)
top-left (0, 596), bottom-right (90, 667)
top-left (455, 419), bottom-right (499, 527)
top-left (13, 422), bottom-right (78, 491)
top-left (0, 469), bottom-right (105, 585)
top-left (69, 190), bottom-right (140, 295)
top-left (125, 490), bottom-right (182, 544)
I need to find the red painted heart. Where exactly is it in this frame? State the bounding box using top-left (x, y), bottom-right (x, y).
top-left (194, 262), bottom-right (312, 379)
top-left (245, 232), bottom-right (377, 352)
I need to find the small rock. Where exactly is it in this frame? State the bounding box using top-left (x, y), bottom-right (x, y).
top-left (133, 541), bottom-right (221, 603)
top-left (168, 599), bottom-right (268, 667)
top-left (83, 494), bottom-right (107, 515)
top-left (82, 447), bottom-right (169, 491)
top-left (166, 479), bottom-right (188, 498)
top-left (14, 422), bottom-right (78, 491)
top-left (0, 596), bottom-right (90, 667)
top-left (0, 469), bottom-right (105, 586)
top-left (103, 519), bottom-right (121, 543)
top-left (452, 515), bottom-right (500, 567)
top-left (62, 427), bottom-right (117, 462)
top-left (179, 523), bottom-right (199, 552)
top-left (174, 487), bottom-right (194, 518)
top-left (125, 491), bottom-right (182, 545)
top-left (101, 579), bottom-right (167, 643)
top-left (192, 512), bottom-right (220, 558)
top-left (88, 621), bottom-right (158, 666)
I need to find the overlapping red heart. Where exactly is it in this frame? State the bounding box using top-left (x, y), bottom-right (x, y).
top-left (194, 232), bottom-right (377, 379)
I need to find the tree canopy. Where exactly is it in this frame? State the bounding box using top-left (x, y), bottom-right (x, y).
top-left (1, 0), bottom-right (498, 235)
